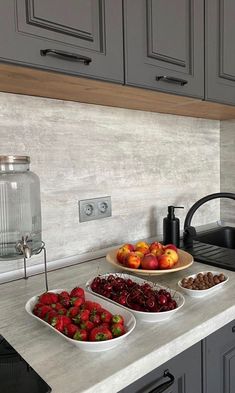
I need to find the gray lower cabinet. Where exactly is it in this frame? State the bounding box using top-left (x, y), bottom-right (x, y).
top-left (203, 319), bottom-right (235, 393)
top-left (124, 0), bottom-right (204, 99)
top-left (0, 0), bottom-right (124, 83)
top-left (119, 320), bottom-right (235, 393)
top-left (206, 0), bottom-right (235, 106)
top-left (119, 342), bottom-right (202, 393)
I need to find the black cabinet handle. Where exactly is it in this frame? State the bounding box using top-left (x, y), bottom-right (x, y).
top-left (156, 76), bottom-right (188, 86)
top-left (142, 370), bottom-right (175, 393)
top-left (232, 326), bottom-right (235, 333)
top-left (40, 49), bottom-right (92, 65)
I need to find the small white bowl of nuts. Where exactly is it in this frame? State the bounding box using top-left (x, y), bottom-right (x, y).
top-left (178, 271), bottom-right (229, 297)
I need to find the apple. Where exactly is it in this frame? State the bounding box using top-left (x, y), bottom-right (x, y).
top-left (135, 241), bottom-right (150, 255)
top-left (117, 248), bottom-right (130, 264)
top-left (150, 241), bottom-right (164, 256)
top-left (140, 253), bottom-right (159, 270)
top-left (158, 254), bottom-right (174, 269)
top-left (116, 243), bottom-right (135, 264)
top-left (163, 244), bottom-right (178, 252)
top-left (125, 252), bottom-right (141, 269)
top-left (122, 243), bottom-right (135, 252)
top-left (134, 250), bottom-right (144, 261)
top-left (163, 248), bottom-right (179, 265)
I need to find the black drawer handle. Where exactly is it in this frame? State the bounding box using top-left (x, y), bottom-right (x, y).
top-left (232, 326), bottom-right (235, 333)
top-left (156, 76), bottom-right (188, 86)
top-left (142, 370), bottom-right (175, 393)
top-left (40, 49), bottom-right (92, 65)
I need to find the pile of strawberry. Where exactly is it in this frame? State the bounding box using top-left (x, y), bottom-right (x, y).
top-left (33, 287), bottom-right (126, 342)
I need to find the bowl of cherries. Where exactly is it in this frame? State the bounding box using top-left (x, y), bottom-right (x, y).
top-left (86, 273), bottom-right (185, 322)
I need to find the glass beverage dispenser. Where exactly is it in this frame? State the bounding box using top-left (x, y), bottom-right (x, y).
top-left (0, 156), bottom-right (42, 260)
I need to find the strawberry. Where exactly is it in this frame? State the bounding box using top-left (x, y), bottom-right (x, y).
top-left (45, 309), bottom-right (58, 323)
top-left (111, 314), bottom-right (124, 325)
top-left (52, 303), bottom-right (67, 315)
top-left (83, 301), bottom-right (102, 312)
top-left (67, 306), bottom-right (80, 318)
top-left (70, 296), bottom-right (84, 307)
top-left (50, 316), bottom-right (65, 332)
top-left (73, 329), bottom-right (88, 341)
top-left (64, 323), bottom-right (79, 338)
top-left (59, 291), bottom-right (70, 298)
top-left (39, 292), bottom-right (59, 305)
top-left (73, 309), bottom-right (90, 324)
top-left (36, 305), bottom-right (52, 319)
top-left (60, 315), bottom-right (72, 327)
top-left (59, 291), bottom-right (70, 308)
top-left (51, 315), bottom-right (71, 332)
top-left (111, 323), bottom-right (126, 337)
top-left (99, 322), bottom-right (110, 329)
top-left (79, 309), bottom-right (90, 321)
top-left (57, 307), bottom-right (67, 315)
top-left (70, 287), bottom-right (85, 298)
top-left (80, 320), bottom-right (94, 331)
top-left (89, 313), bottom-right (101, 326)
top-left (100, 309), bottom-right (113, 323)
top-left (33, 302), bottom-right (44, 316)
top-left (89, 327), bottom-right (113, 341)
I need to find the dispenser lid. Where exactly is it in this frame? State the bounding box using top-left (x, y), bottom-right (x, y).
top-left (0, 155), bottom-right (30, 164)
top-left (167, 206), bottom-right (176, 219)
top-left (167, 205), bottom-right (184, 219)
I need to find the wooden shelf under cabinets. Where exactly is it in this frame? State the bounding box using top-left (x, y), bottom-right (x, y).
top-left (0, 63), bottom-right (235, 120)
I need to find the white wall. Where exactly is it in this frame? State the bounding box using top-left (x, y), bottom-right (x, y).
top-left (0, 92), bottom-right (220, 276)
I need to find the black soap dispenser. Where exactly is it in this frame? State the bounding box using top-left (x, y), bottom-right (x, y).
top-left (163, 206), bottom-right (184, 247)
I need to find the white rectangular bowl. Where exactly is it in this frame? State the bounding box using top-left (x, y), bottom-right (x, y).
top-left (178, 271), bottom-right (229, 298)
top-left (25, 289), bottom-right (136, 352)
top-left (86, 273), bottom-right (185, 323)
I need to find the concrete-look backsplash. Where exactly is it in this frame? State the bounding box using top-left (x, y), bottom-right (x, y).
top-left (0, 92), bottom-right (220, 275)
top-left (221, 119), bottom-right (235, 223)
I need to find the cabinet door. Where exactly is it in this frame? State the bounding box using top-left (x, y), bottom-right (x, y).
top-left (124, 0), bottom-right (204, 98)
top-left (119, 342), bottom-right (202, 393)
top-left (204, 320), bottom-right (235, 393)
top-left (0, 0), bottom-right (123, 83)
top-left (206, 0), bottom-right (235, 105)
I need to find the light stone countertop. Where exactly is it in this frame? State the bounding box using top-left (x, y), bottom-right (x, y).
top-left (0, 257), bottom-right (235, 393)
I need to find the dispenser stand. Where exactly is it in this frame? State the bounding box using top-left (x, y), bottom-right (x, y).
top-left (23, 241), bottom-right (49, 292)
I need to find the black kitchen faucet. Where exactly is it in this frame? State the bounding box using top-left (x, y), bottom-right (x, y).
top-left (183, 192), bottom-right (235, 247)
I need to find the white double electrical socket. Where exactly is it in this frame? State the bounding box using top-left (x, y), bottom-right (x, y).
top-left (79, 196), bottom-right (112, 222)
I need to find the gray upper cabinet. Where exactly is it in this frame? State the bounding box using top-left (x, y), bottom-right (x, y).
top-left (1, 1), bottom-right (235, 107)
top-left (206, 0), bottom-right (235, 105)
top-left (124, 0), bottom-right (204, 98)
top-left (0, 0), bottom-right (123, 83)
